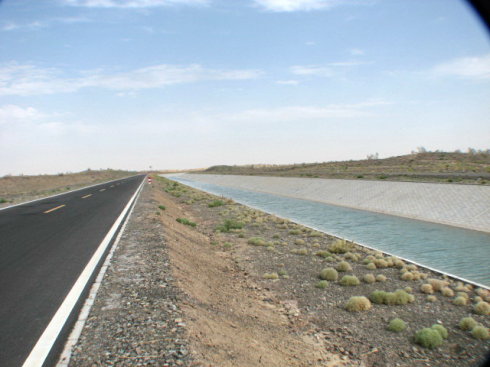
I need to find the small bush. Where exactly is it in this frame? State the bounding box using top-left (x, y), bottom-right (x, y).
top-left (344, 252), bottom-right (360, 262)
top-left (329, 239), bottom-right (353, 254)
top-left (278, 269), bottom-right (288, 276)
top-left (158, 205), bottom-right (166, 210)
top-left (431, 324), bottom-right (448, 339)
top-left (401, 272), bottom-right (414, 281)
top-left (263, 272), bottom-right (279, 280)
top-left (315, 280), bottom-right (329, 289)
top-left (388, 318), bottom-right (407, 332)
top-left (420, 284), bottom-right (434, 294)
top-left (363, 274), bottom-right (376, 284)
top-left (428, 278), bottom-right (449, 292)
top-left (309, 231), bottom-right (323, 237)
top-left (216, 219), bottom-right (244, 232)
top-left (376, 274), bottom-right (387, 282)
top-left (340, 275), bottom-right (360, 286)
top-left (453, 296), bottom-right (467, 306)
top-left (414, 328), bottom-right (443, 349)
top-left (176, 218), bottom-right (196, 227)
top-left (404, 286), bottom-right (413, 293)
top-left (459, 317), bottom-right (478, 331)
top-left (289, 229), bottom-right (301, 235)
top-left (474, 301), bottom-right (490, 315)
top-left (223, 242), bottom-right (233, 249)
top-left (272, 234), bottom-right (280, 239)
top-left (336, 261), bottom-right (352, 272)
top-left (315, 251), bottom-right (331, 259)
top-left (248, 237), bottom-right (267, 246)
top-left (319, 267), bottom-right (338, 281)
top-left (374, 258), bottom-right (389, 268)
top-left (208, 200), bottom-right (225, 208)
top-left (441, 287), bottom-right (455, 297)
top-left (369, 289), bottom-right (414, 305)
top-left (471, 326), bottom-right (489, 340)
top-left (294, 239), bottom-right (305, 246)
top-left (427, 295), bottom-right (437, 302)
top-left (406, 264), bottom-right (418, 271)
top-left (291, 248), bottom-right (308, 255)
top-left (345, 296), bottom-right (372, 312)
top-left (366, 262), bottom-right (377, 270)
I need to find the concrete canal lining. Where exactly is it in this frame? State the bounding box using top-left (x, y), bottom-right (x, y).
top-left (177, 174), bottom-right (490, 233)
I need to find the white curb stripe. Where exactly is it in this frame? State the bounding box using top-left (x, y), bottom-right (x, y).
top-left (22, 177), bottom-right (146, 367)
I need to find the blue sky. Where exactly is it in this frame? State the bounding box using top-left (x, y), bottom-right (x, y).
top-left (0, 0), bottom-right (489, 175)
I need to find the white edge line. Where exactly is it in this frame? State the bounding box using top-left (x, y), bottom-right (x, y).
top-left (56, 178), bottom-right (144, 367)
top-left (164, 175), bottom-right (490, 291)
top-left (0, 174), bottom-right (143, 212)
top-left (21, 177), bottom-right (146, 367)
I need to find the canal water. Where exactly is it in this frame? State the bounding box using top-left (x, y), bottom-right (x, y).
top-left (166, 175), bottom-right (490, 287)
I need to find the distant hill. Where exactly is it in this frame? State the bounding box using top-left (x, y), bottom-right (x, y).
top-left (202, 151), bottom-right (490, 185)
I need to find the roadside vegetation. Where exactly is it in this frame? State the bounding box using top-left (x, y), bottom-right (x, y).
top-left (201, 151), bottom-right (490, 185)
top-left (155, 175), bottom-right (490, 367)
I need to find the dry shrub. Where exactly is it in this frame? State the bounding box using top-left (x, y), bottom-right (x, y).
top-left (329, 239), bottom-right (353, 254)
top-left (459, 317), bottom-right (478, 331)
top-left (474, 301), bottom-right (490, 315)
top-left (421, 284), bottom-right (434, 294)
top-left (427, 295), bottom-right (437, 302)
top-left (472, 326), bottom-right (489, 340)
top-left (401, 272), bottom-right (414, 281)
top-left (336, 261), bottom-right (352, 272)
top-left (441, 287), bottom-right (455, 297)
top-left (319, 267), bottom-right (338, 281)
top-left (428, 278), bottom-right (449, 292)
top-left (294, 238), bottom-right (305, 246)
top-left (340, 275), bottom-right (360, 286)
top-left (414, 328), bottom-right (443, 349)
top-left (374, 258), bottom-right (388, 268)
top-left (363, 274), bottom-right (376, 284)
top-left (376, 274), bottom-right (387, 282)
top-left (453, 296), bottom-right (467, 306)
top-left (345, 296), bottom-right (372, 312)
top-left (366, 262), bottom-right (377, 270)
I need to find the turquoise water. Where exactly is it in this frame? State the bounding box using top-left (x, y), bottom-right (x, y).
top-left (170, 175), bottom-right (490, 287)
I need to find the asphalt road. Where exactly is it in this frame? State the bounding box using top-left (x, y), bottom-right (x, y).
top-left (0, 174), bottom-right (146, 367)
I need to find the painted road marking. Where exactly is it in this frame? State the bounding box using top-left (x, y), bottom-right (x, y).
top-left (81, 194), bottom-right (92, 199)
top-left (44, 205), bottom-right (66, 214)
top-left (99, 189), bottom-right (106, 192)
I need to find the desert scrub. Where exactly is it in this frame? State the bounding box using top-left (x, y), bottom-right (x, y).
top-left (319, 267), bottom-right (338, 281)
top-left (420, 284), bottom-right (434, 294)
top-left (453, 296), bottom-right (467, 306)
top-left (315, 251), bottom-right (331, 259)
top-left (345, 296), bottom-right (372, 312)
top-left (363, 274), bottom-right (376, 284)
top-left (176, 218), bottom-right (196, 227)
top-left (290, 248), bottom-right (308, 255)
top-left (400, 272), bottom-right (414, 281)
top-left (288, 229), bottom-right (301, 235)
top-left (278, 269), bottom-right (288, 277)
top-left (208, 199), bottom-right (225, 208)
top-left (428, 278), bottom-right (449, 292)
top-left (158, 205), bottom-right (166, 211)
top-left (376, 274), bottom-right (387, 282)
top-left (427, 295), bottom-right (437, 302)
top-left (344, 252), bottom-right (360, 262)
top-left (215, 219), bottom-right (244, 232)
top-left (388, 318), bottom-right (407, 332)
top-left (223, 242), bottom-right (233, 250)
top-left (374, 258), bottom-right (389, 268)
top-left (315, 280), bottom-right (329, 289)
top-left (459, 317), bottom-right (478, 331)
top-left (474, 301), bottom-right (490, 315)
top-left (340, 275), bottom-right (360, 286)
top-left (263, 272), bottom-right (279, 280)
top-left (369, 289), bottom-right (415, 306)
top-left (366, 262), bottom-right (377, 270)
top-left (329, 239), bottom-right (353, 254)
top-left (414, 328), bottom-right (443, 349)
top-left (471, 325), bottom-right (489, 340)
top-left (309, 231), bottom-right (323, 238)
top-left (336, 261), bottom-right (352, 272)
top-left (431, 324), bottom-right (448, 339)
top-left (441, 287), bottom-right (455, 297)
top-left (294, 239), bottom-right (305, 246)
top-left (247, 237), bottom-right (267, 246)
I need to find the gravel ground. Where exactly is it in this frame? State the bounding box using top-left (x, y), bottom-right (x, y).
top-left (68, 185), bottom-right (192, 366)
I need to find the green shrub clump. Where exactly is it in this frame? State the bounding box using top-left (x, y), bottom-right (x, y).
top-left (363, 274), bottom-right (376, 284)
top-left (340, 275), bottom-right (360, 286)
top-left (369, 289), bottom-right (415, 305)
top-left (319, 267), bottom-right (338, 281)
top-left (453, 296), bottom-right (467, 306)
top-left (216, 219), bottom-right (244, 232)
top-left (336, 261), bottom-right (352, 272)
top-left (474, 301), bottom-right (490, 315)
top-left (176, 218), bottom-right (196, 227)
top-left (414, 328), bottom-right (443, 349)
top-left (315, 251), bottom-right (331, 259)
top-left (315, 280), bottom-right (329, 289)
top-left (288, 229), bottom-right (301, 235)
top-left (472, 325), bottom-right (489, 340)
top-left (247, 237), bottom-right (267, 246)
top-left (366, 262), bottom-right (377, 270)
top-left (459, 317), bottom-right (478, 331)
top-left (376, 274), bottom-right (387, 282)
top-left (388, 318), bottom-right (407, 332)
top-left (263, 272), bottom-right (279, 280)
top-left (208, 200), bottom-right (225, 207)
top-left (345, 296), bottom-right (372, 312)
top-left (431, 324), bottom-right (448, 339)
top-left (294, 239), bottom-right (305, 246)
top-left (329, 239), bottom-right (353, 254)
top-left (158, 205), bottom-right (166, 210)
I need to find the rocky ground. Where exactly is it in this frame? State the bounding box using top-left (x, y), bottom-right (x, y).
top-left (66, 176), bottom-right (489, 367)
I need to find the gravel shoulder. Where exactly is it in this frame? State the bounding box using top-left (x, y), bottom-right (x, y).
top-left (66, 177), bottom-right (490, 367)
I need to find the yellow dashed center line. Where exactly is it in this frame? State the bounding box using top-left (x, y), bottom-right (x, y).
top-left (44, 204), bottom-right (66, 214)
top-left (82, 194), bottom-right (92, 199)
top-left (99, 188), bottom-right (106, 192)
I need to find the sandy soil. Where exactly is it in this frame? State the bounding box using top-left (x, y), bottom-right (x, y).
top-left (0, 170), bottom-right (136, 207)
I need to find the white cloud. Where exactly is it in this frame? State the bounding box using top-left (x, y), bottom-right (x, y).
top-left (290, 65), bottom-right (334, 77)
top-left (0, 63), bottom-right (262, 96)
top-left (0, 105), bottom-right (45, 124)
top-left (254, 0), bottom-right (340, 12)
top-left (276, 80), bottom-right (300, 85)
top-left (1, 17), bottom-right (90, 32)
top-left (432, 54), bottom-right (490, 80)
top-left (63, 0), bottom-right (209, 8)
top-left (349, 48), bottom-right (364, 56)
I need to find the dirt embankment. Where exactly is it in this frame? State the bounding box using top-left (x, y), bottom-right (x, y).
top-left (0, 170), bottom-right (136, 207)
top-left (202, 152), bottom-right (490, 185)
